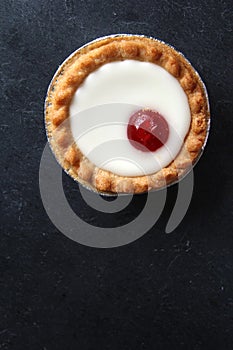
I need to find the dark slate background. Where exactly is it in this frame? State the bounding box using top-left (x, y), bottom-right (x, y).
top-left (1, 0), bottom-right (233, 349)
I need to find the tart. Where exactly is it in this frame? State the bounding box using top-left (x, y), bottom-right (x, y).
top-left (45, 34), bottom-right (210, 194)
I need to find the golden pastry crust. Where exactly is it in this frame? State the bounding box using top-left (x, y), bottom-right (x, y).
top-left (45, 35), bottom-right (210, 194)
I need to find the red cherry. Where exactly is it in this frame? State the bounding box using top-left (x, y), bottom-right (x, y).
top-left (127, 109), bottom-right (169, 152)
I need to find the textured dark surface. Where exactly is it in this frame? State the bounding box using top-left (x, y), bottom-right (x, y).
top-left (1, 0), bottom-right (233, 349)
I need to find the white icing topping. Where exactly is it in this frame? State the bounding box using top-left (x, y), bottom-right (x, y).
top-left (70, 60), bottom-right (191, 176)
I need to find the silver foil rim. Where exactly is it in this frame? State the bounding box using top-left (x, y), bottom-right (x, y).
top-left (44, 34), bottom-right (211, 197)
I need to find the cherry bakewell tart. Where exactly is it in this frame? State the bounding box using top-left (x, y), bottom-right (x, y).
top-left (45, 34), bottom-right (210, 194)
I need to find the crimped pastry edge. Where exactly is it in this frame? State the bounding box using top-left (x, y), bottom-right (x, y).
top-left (45, 34), bottom-right (210, 194)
